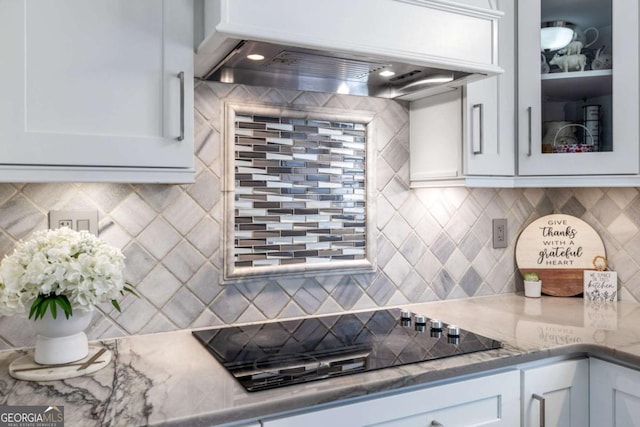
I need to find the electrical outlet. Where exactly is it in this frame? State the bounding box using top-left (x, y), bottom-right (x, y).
top-left (492, 218), bottom-right (507, 249)
top-left (49, 210), bottom-right (99, 236)
top-left (58, 219), bottom-right (73, 228)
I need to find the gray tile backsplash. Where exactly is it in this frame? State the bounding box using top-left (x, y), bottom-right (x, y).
top-left (0, 81), bottom-right (639, 349)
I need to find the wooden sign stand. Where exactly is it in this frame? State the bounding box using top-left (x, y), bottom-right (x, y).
top-left (515, 214), bottom-right (606, 297)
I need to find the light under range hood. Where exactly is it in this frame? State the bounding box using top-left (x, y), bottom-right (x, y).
top-left (196, 0), bottom-right (504, 100)
top-left (203, 40), bottom-right (475, 99)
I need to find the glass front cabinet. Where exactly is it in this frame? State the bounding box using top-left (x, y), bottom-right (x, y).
top-left (517, 0), bottom-right (639, 176)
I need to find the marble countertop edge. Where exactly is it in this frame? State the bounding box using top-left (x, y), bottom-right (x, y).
top-left (2, 294), bottom-right (640, 427)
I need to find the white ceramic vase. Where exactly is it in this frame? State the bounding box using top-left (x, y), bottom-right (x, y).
top-left (32, 308), bottom-right (93, 365)
top-left (524, 280), bottom-right (542, 298)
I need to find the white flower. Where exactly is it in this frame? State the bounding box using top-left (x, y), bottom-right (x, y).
top-left (0, 228), bottom-right (127, 316)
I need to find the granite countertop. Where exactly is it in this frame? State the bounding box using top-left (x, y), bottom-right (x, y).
top-left (1, 293), bottom-right (640, 426)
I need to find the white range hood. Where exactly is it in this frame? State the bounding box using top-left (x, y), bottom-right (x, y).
top-left (195, 0), bottom-right (503, 100)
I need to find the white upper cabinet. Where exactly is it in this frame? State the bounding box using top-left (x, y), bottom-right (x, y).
top-left (0, 0), bottom-right (194, 183)
top-left (409, 0), bottom-right (515, 188)
top-left (464, 0), bottom-right (515, 177)
top-left (517, 0), bottom-right (639, 176)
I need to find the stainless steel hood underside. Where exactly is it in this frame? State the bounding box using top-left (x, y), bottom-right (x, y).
top-left (204, 40), bottom-right (476, 99)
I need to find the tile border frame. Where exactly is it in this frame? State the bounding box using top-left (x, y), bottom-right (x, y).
top-left (222, 101), bottom-right (378, 283)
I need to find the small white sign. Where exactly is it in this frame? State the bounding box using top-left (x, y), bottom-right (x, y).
top-left (583, 270), bottom-right (617, 302)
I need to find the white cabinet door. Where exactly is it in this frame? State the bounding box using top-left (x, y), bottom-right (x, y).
top-left (263, 370), bottom-right (520, 427)
top-left (591, 358), bottom-right (640, 427)
top-left (522, 359), bottom-right (589, 427)
top-left (409, 89), bottom-right (464, 187)
top-left (0, 0), bottom-right (194, 181)
top-left (464, 0), bottom-right (515, 177)
top-left (517, 0), bottom-right (639, 176)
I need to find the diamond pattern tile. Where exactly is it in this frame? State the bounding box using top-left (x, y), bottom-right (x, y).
top-left (0, 195), bottom-right (44, 240)
top-left (23, 183), bottom-right (77, 211)
top-left (1, 81), bottom-right (640, 349)
top-left (383, 253), bottom-right (412, 287)
top-left (163, 192), bottom-right (205, 235)
top-left (163, 241), bottom-right (205, 283)
top-left (164, 288), bottom-right (206, 328)
top-left (137, 265), bottom-right (182, 308)
top-left (293, 279), bottom-right (328, 314)
top-left (111, 194), bottom-right (156, 236)
top-left (138, 217), bottom-right (181, 260)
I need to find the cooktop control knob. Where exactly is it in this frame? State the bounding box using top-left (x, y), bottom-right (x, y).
top-left (400, 310), bottom-right (412, 327)
top-left (414, 314), bottom-right (427, 325)
top-left (430, 319), bottom-right (442, 330)
top-left (414, 314), bottom-right (426, 333)
top-left (447, 324), bottom-right (460, 336)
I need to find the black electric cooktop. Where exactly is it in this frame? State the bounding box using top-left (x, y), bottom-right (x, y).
top-left (192, 308), bottom-right (501, 392)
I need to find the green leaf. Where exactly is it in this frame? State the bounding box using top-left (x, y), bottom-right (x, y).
top-left (28, 297), bottom-right (42, 320)
top-left (121, 284), bottom-right (139, 298)
top-left (58, 296), bottom-right (73, 319)
top-left (111, 299), bottom-right (122, 313)
top-left (37, 299), bottom-right (50, 320)
top-left (50, 299), bottom-right (57, 319)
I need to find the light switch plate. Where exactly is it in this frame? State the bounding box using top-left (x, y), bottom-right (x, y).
top-left (49, 210), bottom-right (99, 236)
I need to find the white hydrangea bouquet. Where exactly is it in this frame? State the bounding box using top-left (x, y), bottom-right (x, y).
top-left (0, 227), bottom-right (135, 320)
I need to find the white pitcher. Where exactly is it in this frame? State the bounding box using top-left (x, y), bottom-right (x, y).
top-left (573, 26), bottom-right (599, 49)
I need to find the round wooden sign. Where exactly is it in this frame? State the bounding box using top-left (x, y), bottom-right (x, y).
top-left (515, 214), bottom-right (606, 296)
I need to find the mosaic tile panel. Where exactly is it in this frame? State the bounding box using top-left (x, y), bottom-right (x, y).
top-left (234, 113), bottom-right (367, 268)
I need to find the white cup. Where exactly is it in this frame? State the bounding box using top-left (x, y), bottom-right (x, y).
top-left (524, 280), bottom-right (542, 298)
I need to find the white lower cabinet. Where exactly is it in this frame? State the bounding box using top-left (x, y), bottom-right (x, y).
top-left (590, 358), bottom-right (640, 427)
top-left (521, 359), bottom-right (589, 427)
top-left (228, 357), bottom-right (640, 427)
top-left (262, 370), bottom-right (520, 427)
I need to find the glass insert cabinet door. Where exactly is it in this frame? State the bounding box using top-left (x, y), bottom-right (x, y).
top-left (518, 0), bottom-right (639, 176)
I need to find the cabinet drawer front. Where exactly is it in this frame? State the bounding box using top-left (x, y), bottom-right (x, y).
top-left (263, 370), bottom-right (520, 427)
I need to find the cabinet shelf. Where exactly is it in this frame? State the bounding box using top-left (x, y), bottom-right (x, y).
top-left (542, 70), bottom-right (612, 101)
top-left (542, 69), bottom-right (612, 81)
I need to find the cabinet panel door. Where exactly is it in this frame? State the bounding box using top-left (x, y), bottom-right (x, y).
top-left (591, 358), bottom-right (640, 427)
top-left (409, 89), bottom-right (464, 187)
top-left (517, 0), bottom-right (639, 176)
top-left (263, 371), bottom-right (520, 427)
top-left (464, 0), bottom-right (515, 177)
top-left (522, 359), bottom-right (589, 427)
top-left (0, 0), bottom-right (193, 169)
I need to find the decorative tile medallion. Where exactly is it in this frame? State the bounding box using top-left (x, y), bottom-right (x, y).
top-left (222, 103), bottom-right (376, 280)
top-left (233, 112), bottom-right (367, 268)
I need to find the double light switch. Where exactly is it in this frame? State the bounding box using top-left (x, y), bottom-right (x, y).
top-left (48, 210), bottom-right (99, 236)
